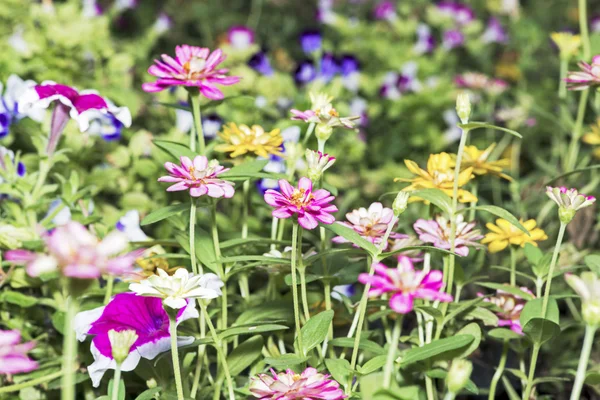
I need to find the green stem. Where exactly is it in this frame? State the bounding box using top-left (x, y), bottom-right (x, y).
top-left (210, 201), bottom-right (226, 330)
top-left (247, 0), bottom-right (264, 29)
top-left (297, 227), bottom-right (310, 322)
top-left (383, 316), bottom-right (402, 388)
top-left (541, 222), bottom-right (567, 317)
top-left (443, 392), bottom-right (455, 400)
top-left (580, 0), bottom-right (591, 60)
top-left (189, 91), bottom-right (204, 154)
top-left (190, 201), bottom-right (199, 274)
top-left (168, 314), bottom-right (185, 400)
top-left (489, 340), bottom-right (509, 400)
top-left (522, 343), bottom-right (541, 400)
top-left (425, 376), bottom-right (436, 400)
top-left (570, 325), bottom-right (597, 400)
top-left (104, 275), bottom-right (114, 304)
top-left (565, 89), bottom-right (589, 171)
top-left (31, 159), bottom-right (51, 201)
top-left (302, 123), bottom-right (316, 146)
top-left (199, 302), bottom-right (236, 400)
top-left (61, 295), bottom-right (79, 400)
top-left (290, 221), bottom-right (303, 354)
top-left (239, 180), bottom-right (250, 301)
top-left (110, 364), bottom-right (122, 400)
top-left (190, 308), bottom-right (207, 399)
top-left (0, 370), bottom-right (63, 394)
top-left (510, 246), bottom-right (517, 287)
top-left (559, 58), bottom-right (568, 100)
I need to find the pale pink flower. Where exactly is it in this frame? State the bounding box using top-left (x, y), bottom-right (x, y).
top-left (249, 367), bottom-right (346, 399)
top-left (566, 55), bottom-right (600, 90)
top-left (4, 222), bottom-right (137, 279)
top-left (0, 330), bottom-right (38, 375)
top-left (264, 177), bottom-right (337, 230)
top-left (333, 202), bottom-right (403, 249)
top-left (413, 214), bottom-right (483, 256)
top-left (546, 186), bottom-right (596, 212)
top-left (359, 258), bottom-right (452, 314)
top-left (142, 45), bottom-right (240, 100)
top-left (158, 155), bottom-right (235, 198)
top-left (390, 235), bottom-right (424, 263)
top-left (480, 286), bottom-right (534, 334)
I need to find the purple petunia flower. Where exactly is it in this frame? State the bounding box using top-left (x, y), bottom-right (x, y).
top-left (373, 0), bottom-right (396, 21)
top-left (74, 293), bottom-right (198, 387)
top-left (320, 53), bottom-right (339, 82)
top-left (481, 17), bottom-right (508, 44)
top-left (414, 24), bottom-right (436, 54)
top-left (300, 30), bottom-right (322, 54)
top-left (437, 2), bottom-right (474, 25)
top-left (228, 26), bottom-right (255, 50)
top-left (248, 51), bottom-right (274, 76)
top-left (0, 75), bottom-right (45, 138)
top-left (442, 29), bottom-right (465, 50)
top-left (0, 330), bottom-right (38, 375)
top-left (0, 146), bottom-right (26, 183)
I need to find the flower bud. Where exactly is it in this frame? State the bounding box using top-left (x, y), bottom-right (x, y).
top-left (558, 206), bottom-right (576, 224)
top-left (447, 359), bottom-right (473, 394)
top-left (456, 92), bottom-right (471, 124)
top-left (108, 329), bottom-right (138, 365)
top-left (583, 300), bottom-right (600, 327)
top-left (306, 149), bottom-right (336, 181)
top-left (393, 192), bottom-right (410, 217)
top-left (315, 123), bottom-right (333, 141)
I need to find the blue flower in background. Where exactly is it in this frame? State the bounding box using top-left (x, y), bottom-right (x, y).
top-left (116, 210), bottom-right (149, 242)
top-left (299, 30), bottom-right (322, 54)
top-left (87, 114), bottom-right (125, 141)
top-left (320, 53), bottom-right (339, 82)
top-left (294, 61), bottom-right (318, 84)
top-left (248, 51), bottom-right (274, 76)
top-left (0, 75), bottom-right (45, 139)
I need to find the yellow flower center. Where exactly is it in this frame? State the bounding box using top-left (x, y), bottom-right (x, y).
top-left (290, 188), bottom-right (313, 209)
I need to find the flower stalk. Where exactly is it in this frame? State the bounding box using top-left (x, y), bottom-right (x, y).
top-left (383, 316), bottom-right (402, 388)
top-left (291, 221), bottom-right (304, 354)
top-left (488, 340), bottom-right (509, 400)
top-left (110, 365), bottom-right (122, 400)
top-left (61, 295), bottom-right (79, 400)
top-left (168, 313), bottom-right (185, 400)
top-left (570, 325), bottom-right (597, 400)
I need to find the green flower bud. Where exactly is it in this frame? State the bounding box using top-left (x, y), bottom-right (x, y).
top-left (108, 329), bottom-right (138, 365)
top-left (456, 92), bottom-right (471, 124)
top-left (583, 300), bottom-right (600, 327)
top-left (393, 192), bottom-right (410, 217)
top-left (558, 207), bottom-right (576, 224)
top-left (447, 359), bottom-right (473, 394)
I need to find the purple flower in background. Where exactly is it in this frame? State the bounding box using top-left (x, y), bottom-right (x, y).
top-left (442, 30), bottom-right (464, 50)
top-left (228, 26), bottom-right (255, 50)
top-left (592, 17), bottom-right (600, 33)
top-left (380, 62), bottom-right (421, 99)
top-left (152, 13), bottom-right (172, 35)
top-left (437, 2), bottom-right (474, 25)
top-left (481, 17), bottom-right (508, 44)
top-left (116, 210), bottom-right (148, 242)
top-left (317, 0), bottom-right (337, 25)
top-left (414, 24), bottom-right (435, 54)
top-left (320, 53), bottom-right (339, 82)
top-left (0, 330), bottom-right (38, 375)
top-left (87, 113), bottom-right (125, 142)
top-left (82, 0), bottom-right (103, 18)
top-left (294, 61), bottom-right (318, 84)
top-left (300, 30), bottom-right (322, 54)
top-left (0, 146), bottom-right (26, 184)
top-left (340, 55), bottom-right (360, 91)
top-left (114, 0), bottom-right (137, 12)
top-left (373, 0), bottom-right (397, 21)
top-left (203, 113), bottom-right (223, 138)
top-left (74, 293), bottom-right (198, 387)
top-left (248, 51), bottom-right (274, 76)
top-left (1, 75), bottom-right (45, 139)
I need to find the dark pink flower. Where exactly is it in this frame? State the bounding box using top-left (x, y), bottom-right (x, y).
top-left (74, 293), bottom-right (197, 387)
top-left (249, 367), bottom-right (346, 399)
top-left (566, 55), bottom-right (600, 90)
top-left (333, 202), bottom-right (403, 249)
top-left (158, 155), bottom-right (235, 198)
top-left (264, 177), bottom-right (337, 230)
top-left (142, 45), bottom-right (240, 100)
top-left (373, 0), bottom-right (396, 21)
top-left (358, 258), bottom-right (452, 314)
top-left (0, 330), bottom-right (38, 375)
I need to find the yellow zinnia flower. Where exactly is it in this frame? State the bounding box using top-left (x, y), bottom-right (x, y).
top-left (459, 143), bottom-right (512, 181)
top-left (396, 152), bottom-right (478, 203)
top-left (582, 118), bottom-right (600, 158)
top-left (216, 123), bottom-right (283, 158)
top-left (550, 32), bottom-right (581, 60)
top-left (482, 218), bottom-right (548, 253)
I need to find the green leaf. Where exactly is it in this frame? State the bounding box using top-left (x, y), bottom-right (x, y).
top-left (325, 358), bottom-right (353, 388)
top-left (176, 231), bottom-right (218, 274)
top-left (544, 164), bottom-right (600, 185)
top-left (135, 387), bottom-right (162, 400)
top-left (415, 306), bottom-right (444, 326)
top-left (447, 323), bottom-right (481, 359)
top-left (520, 298), bottom-right (561, 344)
top-left (264, 354), bottom-right (308, 368)
top-left (329, 337), bottom-right (386, 355)
top-left (443, 297), bottom-right (484, 325)
top-left (107, 378), bottom-right (125, 400)
top-left (141, 203), bottom-right (188, 226)
top-left (236, 302), bottom-right (293, 325)
top-left (477, 283), bottom-right (535, 300)
top-left (488, 328), bottom-right (523, 341)
top-left (585, 371), bottom-right (600, 385)
top-left (411, 188), bottom-right (452, 215)
top-left (380, 245), bottom-right (458, 260)
top-left (1, 290), bottom-right (38, 308)
top-left (324, 222), bottom-right (379, 255)
top-left (458, 122), bottom-right (522, 138)
top-left (585, 254), bottom-right (600, 275)
top-left (456, 205), bottom-right (529, 235)
top-left (299, 310), bottom-right (334, 355)
top-left (226, 335), bottom-right (264, 376)
top-left (220, 237), bottom-right (291, 249)
top-left (153, 139), bottom-right (197, 160)
top-left (221, 159), bottom-right (269, 178)
top-left (218, 255), bottom-right (291, 265)
top-left (219, 324), bottom-right (288, 340)
top-left (356, 355), bottom-right (388, 375)
top-left (400, 335), bottom-right (474, 367)
top-left (505, 368), bottom-right (528, 382)
top-left (462, 306), bottom-right (499, 326)
top-left (524, 243), bottom-right (543, 265)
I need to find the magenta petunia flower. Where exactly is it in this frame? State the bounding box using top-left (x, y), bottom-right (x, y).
top-left (413, 214), bottom-right (483, 257)
top-left (73, 293), bottom-right (198, 387)
top-left (158, 155), bottom-right (235, 198)
top-left (566, 55), bottom-right (600, 90)
top-left (227, 26), bottom-right (255, 50)
top-left (4, 222), bottom-right (138, 279)
top-left (479, 286), bottom-right (534, 334)
top-left (264, 177), bottom-right (337, 230)
top-left (142, 45), bottom-right (240, 99)
top-left (249, 367), bottom-right (346, 399)
top-left (332, 202), bottom-right (403, 249)
top-left (0, 330), bottom-right (38, 375)
top-left (358, 258), bottom-right (453, 314)
top-left (373, 0), bottom-right (396, 21)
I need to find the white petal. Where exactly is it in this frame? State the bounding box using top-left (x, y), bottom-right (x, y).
top-left (73, 306), bottom-right (105, 342)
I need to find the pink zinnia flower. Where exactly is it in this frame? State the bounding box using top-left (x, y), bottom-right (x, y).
top-left (413, 214), bottom-right (483, 257)
top-left (142, 45), bottom-right (240, 99)
top-left (333, 202), bottom-right (403, 249)
top-left (264, 177), bottom-right (337, 230)
top-left (480, 286), bottom-right (534, 334)
top-left (0, 330), bottom-right (38, 375)
top-left (566, 55), bottom-right (600, 90)
top-left (358, 258), bottom-right (453, 314)
top-left (249, 367), bottom-right (346, 399)
top-left (158, 155), bottom-right (235, 198)
top-left (546, 186), bottom-right (596, 211)
top-left (4, 222), bottom-right (138, 279)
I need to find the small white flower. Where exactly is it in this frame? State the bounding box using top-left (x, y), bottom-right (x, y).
top-left (129, 269), bottom-right (223, 309)
top-left (305, 149), bottom-right (336, 180)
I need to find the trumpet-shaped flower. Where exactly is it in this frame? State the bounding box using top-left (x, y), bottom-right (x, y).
top-left (0, 330), bottom-right (38, 375)
top-left (158, 155), bottom-right (235, 198)
top-left (396, 152), bottom-right (477, 203)
top-left (129, 268), bottom-right (223, 309)
top-left (481, 218), bottom-right (547, 253)
top-left (249, 367), bottom-right (346, 399)
top-left (74, 293), bottom-right (198, 386)
top-left (359, 258), bottom-right (453, 314)
top-left (414, 214), bottom-right (483, 256)
top-left (142, 45), bottom-right (240, 99)
top-left (459, 144), bottom-right (512, 180)
top-left (566, 55), bottom-right (600, 91)
top-left (4, 222), bottom-right (137, 279)
top-left (264, 177), bottom-right (337, 230)
top-left (480, 286), bottom-right (534, 334)
top-left (550, 32), bottom-right (581, 60)
top-left (566, 272), bottom-right (600, 326)
top-left (216, 123), bottom-right (283, 158)
top-left (333, 202), bottom-right (403, 248)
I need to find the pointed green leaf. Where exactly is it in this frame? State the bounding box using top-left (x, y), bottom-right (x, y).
top-left (456, 205), bottom-right (529, 235)
top-left (458, 122), bottom-right (522, 138)
top-left (325, 222), bottom-right (378, 255)
top-left (153, 139), bottom-right (197, 160)
top-left (299, 310), bottom-right (334, 355)
top-left (411, 188), bottom-right (452, 215)
top-left (226, 335), bottom-right (264, 376)
top-left (141, 203), bottom-right (189, 226)
top-left (400, 335), bottom-right (474, 367)
top-left (477, 283), bottom-right (535, 300)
